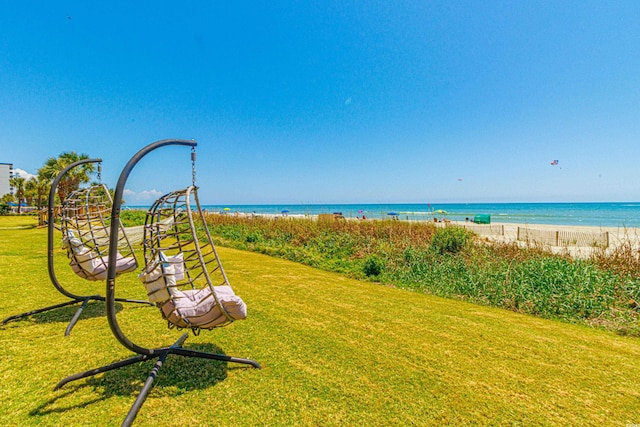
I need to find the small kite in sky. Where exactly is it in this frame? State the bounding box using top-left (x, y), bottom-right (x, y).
top-left (550, 159), bottom-right (562, 169)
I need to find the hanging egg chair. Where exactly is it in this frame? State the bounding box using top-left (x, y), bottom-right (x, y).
top-left (1, 158), bottom-right (149, 336)
top-left (62, 182), bottom-right (138, 281)
top-left (54, 139), bottom-right (260, 427)
top-left (139, 185), bottom-right (247, 332)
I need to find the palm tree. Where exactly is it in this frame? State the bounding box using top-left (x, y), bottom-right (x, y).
top-left (25, 177), bottom-right (51, 225)
top-left (9, 176), bottom-right (25, 214)
top-left (38, 152), bottom-right (96, 203)
top-left (25, 176), bottom-right (49, 210)
top-left (24, 178), bottom-right (36, 207)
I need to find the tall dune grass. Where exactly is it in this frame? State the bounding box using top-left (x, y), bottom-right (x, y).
top-left (204, 215), bottom-right (640, 336)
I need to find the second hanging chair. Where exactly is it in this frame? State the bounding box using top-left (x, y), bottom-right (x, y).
top-left (138, 185), bottom-right (247, 332)
top-left (2, 158), bottom-right (151, 336)
top-left (61, 183), bottom-right (138, 281)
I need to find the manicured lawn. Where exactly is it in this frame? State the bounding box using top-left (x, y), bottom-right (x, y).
top-left (1, 216), bottom-right (639, 426)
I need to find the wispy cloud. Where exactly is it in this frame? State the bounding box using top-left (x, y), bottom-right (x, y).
top-left (13, 168), bottom-right (36, 181)
top-left (123, 188), bottom-right (164, 204)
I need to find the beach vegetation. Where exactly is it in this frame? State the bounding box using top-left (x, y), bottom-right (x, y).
top-left (0, 193), bottom-right (13, 204)
top-left (363, 255), bottom-right (384, 277)
top-left (37, 151), bottom-right (96, 202)
top-left (23, 176), bottom-right (49, 211)
top-left (9, 176), bottom-right (26, 214)
top-left (203, 215), bottom-right (640, 337)
top-left (429, 226), bottom-right (471, 254)
top-left (119, 209), bottom-right (147, 227)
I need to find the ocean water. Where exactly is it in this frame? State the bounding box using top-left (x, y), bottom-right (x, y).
top-left (195, 202), bottom-right (640, 228)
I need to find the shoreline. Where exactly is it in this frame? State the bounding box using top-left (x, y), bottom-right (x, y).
top-left (129, 201), bottom-right (640, 228)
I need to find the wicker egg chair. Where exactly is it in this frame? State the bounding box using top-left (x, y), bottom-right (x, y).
top-left (1, 159), bottom-right (149, 336)
top-left (54, 139), bottom-right (260, 427)
top-left (139, 185), bottom-right (247, 332)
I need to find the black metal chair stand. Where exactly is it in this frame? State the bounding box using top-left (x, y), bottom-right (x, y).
top-left (54, 139), bottom-right (260, 427)
top-left (1, 158), bottom-right (151, 336)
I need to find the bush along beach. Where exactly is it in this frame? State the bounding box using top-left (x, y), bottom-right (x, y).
top-left (203, 214), bottom-right (640, 336)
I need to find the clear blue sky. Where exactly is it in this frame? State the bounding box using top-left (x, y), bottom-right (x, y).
top-left (2, 1), bottom-right (640, 205)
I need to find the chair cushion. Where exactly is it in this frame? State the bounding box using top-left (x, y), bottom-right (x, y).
top-left (161, 285), bottom-right (247, 329)
top-left (139, 251), bottom-right (246, 329)
top-left (68, 243), bottom-right (136, 281)
top-left (138, 253), bottom-right (184, 303)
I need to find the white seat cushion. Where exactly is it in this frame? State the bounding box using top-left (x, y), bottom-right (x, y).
top-left (161, 285), bottom-right (247, 329)
top-left (138, 253), bottom-right (184, 303)
top-left (66, 231), bottom-right (137, 281)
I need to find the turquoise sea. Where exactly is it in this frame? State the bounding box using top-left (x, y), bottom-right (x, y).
top-left (196, 202), bottom-right (640, 228)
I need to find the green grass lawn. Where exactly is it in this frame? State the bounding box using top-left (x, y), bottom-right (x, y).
top-left (1, 215), bottom-right (639, 426)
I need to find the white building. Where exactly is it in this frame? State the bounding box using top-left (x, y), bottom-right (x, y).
top-left (0, 163), bottom-right (13, 198)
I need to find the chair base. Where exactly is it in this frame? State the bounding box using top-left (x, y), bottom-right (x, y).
top-left (1, 295), bottom-right (152, 336)
top-left (54, 333), bottom-right (260, 427)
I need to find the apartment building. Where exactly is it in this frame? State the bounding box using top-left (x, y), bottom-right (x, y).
top-left (0, 163), bottom-right (13, 197)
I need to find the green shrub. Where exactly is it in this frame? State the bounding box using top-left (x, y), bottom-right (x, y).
top-left (363, 255), bottom-right (384, 277)
top-left (0, 204), bottom-right (10, 215)
top-left (430, 226), bottom-right (471, 254)
top-left (119, 209), bottom-right (147, 227)
top-left (245, 231), bottom-right (263, 243)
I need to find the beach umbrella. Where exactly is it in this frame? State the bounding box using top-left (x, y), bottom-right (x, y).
top-left (281, 209), bottom-right (290, 214)
top-left (223, 207), bottom-right (230, 211)
top-left (387, 211), bottom-right (398, 216)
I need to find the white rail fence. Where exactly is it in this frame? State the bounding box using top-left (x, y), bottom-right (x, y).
top-left (516, 228), bottom-right (609, 248)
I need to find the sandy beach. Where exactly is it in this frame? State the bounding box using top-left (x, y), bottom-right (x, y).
top-left (450, 220), bottom-right (640, 258)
